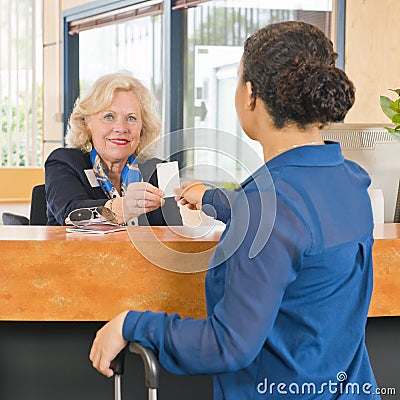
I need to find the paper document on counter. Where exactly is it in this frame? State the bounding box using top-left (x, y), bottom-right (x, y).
top-left (66, 223), bottom-right (126, 234)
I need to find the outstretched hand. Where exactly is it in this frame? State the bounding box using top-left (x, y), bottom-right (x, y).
top-left (174, 180), bottom-right (207, 210)
top-left (124, 182), bottom-right (165, 220)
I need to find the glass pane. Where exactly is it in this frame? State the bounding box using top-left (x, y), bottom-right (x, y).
top-left (0, 0), bottom-right (42, 167)
top-left (78, 15), bottom-right (163, 118)
top-left (184, 0), bottom-right (332, 184)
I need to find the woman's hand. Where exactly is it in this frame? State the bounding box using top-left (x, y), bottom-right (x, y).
top-left (174, 180), bottom-right (207, 210)
top-left (123, 182), bottom-right (165, 220)
top-left (105, 197), bottom-right (124, 225)
top-left (89, 311), bottom-right (129, 378)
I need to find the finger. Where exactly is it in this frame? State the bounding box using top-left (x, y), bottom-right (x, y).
top-left (99, 356), bottom-right (114, 378)
top-left (148, 198), bottom-right (165, 207)
top-left (142, 191), bottom-right (165, 203)
top-left (140, 202), bottom-right (162, 212)
top-left (145, 183), bottom-right (164, 198)
top-left (127, 182), bottom-right (164, 198)
top-left (180, 179), bottom-right (200, 189)
top-left (90, 341), bottom-right (120, 378)
top-left (90, 351), bottom-right (110, 377)
top-left (89, 342), bottom-right (99, 368)
top-left (179, 184), bottom-right (203, 200)
top-left (135, 196), bottom-right (165, 208)
top-left (131, 190), bottom-right (165, 205)
top-left (125, 203), bottom-right (162, 217)
top-left (141, 182), bottom-right (165, 197)
top-left (174, 188), bottom-right (184, 199)
top-left (178, 199), bottom-right (196, 210)
top-left (125, 198), bottom-right (161, 215)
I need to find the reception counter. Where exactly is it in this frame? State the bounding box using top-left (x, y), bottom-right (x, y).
top-left (0, 223), bottom-right (399, 321)
top-left (0, 225), bottom-right (223, 322)
top-left (0, 224), bottom-right (399, 399)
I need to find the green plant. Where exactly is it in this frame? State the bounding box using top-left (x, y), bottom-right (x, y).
top-left (380, 88), bottom-right (400, 140)
top-left (220, 182), bottom-right (238, 191)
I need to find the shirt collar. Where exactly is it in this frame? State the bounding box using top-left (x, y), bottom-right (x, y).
top-left (238, 141), bottom-right (344, 189)
top-left (266, 141), bottom-right (343, 169)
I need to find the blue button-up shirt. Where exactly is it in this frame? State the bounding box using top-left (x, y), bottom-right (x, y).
top-left (123, 142), bottom-right (380, 399)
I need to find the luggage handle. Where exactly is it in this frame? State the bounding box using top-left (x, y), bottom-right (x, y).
top-left (110, 347), bottom-right (126, 375)
top-left (129, 342), bottom-right (160, 390)
top-left (110, 344), bottom-right (160, 400)
top-left (110, 348), bottom-right (126, 400)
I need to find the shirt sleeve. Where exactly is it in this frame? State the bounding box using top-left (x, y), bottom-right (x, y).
top-left (45, 150), bottom-right (107, 225)
top-left (202, 188), bottom-right (236, 223)
top-left (122, 189), bottom-right (311, 375)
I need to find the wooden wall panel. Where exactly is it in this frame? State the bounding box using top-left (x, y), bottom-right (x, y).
top-left (61, 0), bottom-right (92, 11)
top-left (345, 0), bottom-right (400, 123)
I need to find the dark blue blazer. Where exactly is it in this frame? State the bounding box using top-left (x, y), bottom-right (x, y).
top-left (45, 148), bottom-right (182, 226)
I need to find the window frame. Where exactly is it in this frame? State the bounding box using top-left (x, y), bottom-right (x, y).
top-left (62, 0), bottom-right (346, 156)
top-left (63, 0), bottom-right (185, 161)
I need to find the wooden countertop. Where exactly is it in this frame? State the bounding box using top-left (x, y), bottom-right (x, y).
top-left (369, 223), bottom-right (400, 316)
top-left (0, 225), bottom-right (223, 322)
top-left (0, 224), bottom-right (399, 321)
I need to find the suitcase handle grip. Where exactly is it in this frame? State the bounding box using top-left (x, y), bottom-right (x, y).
top-left (129, 342), bottom-right (160, 390)
top-left (110, 347), bottom-right (126, 375)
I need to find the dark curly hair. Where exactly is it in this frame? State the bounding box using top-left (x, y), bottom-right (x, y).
top-left (242, 21), bottom-right (355, 129)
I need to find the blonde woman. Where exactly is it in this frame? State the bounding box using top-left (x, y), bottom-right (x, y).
top-left (45, 72), bottom-right (181, 226)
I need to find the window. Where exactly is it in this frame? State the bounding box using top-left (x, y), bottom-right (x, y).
top-left (182, 0), bottom-right (334, 183)
top-left (0, 0), bottom-right (42, 167)
top-left (77, 15), bottom-right (163, 115)
top-left (64, 0), bottom-right (342, 185)
top-left (63, 1), bottom-right (164, 130)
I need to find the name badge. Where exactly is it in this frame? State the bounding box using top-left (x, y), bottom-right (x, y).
top-left (84, 169), bottom-right (100, 187)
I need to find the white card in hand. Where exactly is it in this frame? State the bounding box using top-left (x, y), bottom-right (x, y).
top-left (156, 161), bottom-right (180, 198)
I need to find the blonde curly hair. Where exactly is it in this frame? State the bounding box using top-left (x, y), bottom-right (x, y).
top-left (65, 71), bottom-right (161, 159)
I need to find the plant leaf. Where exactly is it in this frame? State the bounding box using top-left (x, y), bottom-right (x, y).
top-left (389, 98), bottom-right (400, 114)
top-left (384, 126), bottom-right (400, 141)
top-left (390, 128), bottom-right (400, 142)
top-left (380, 96), bottom-right (397, 119)
top-left (389, 88), bottom-right (400, 96)
top-left (392, 113), bottom-right (400, 124)
top-left (384, 127), bottom-right (396, 133)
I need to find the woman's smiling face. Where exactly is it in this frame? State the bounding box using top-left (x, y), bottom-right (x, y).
top-left (86, 90), bottom-right (143, 168)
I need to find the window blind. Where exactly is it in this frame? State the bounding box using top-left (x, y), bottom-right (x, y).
top-left (68, 0), bottom-right (163, 35)
top-left (173, 0), bottom-right (209, 10)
